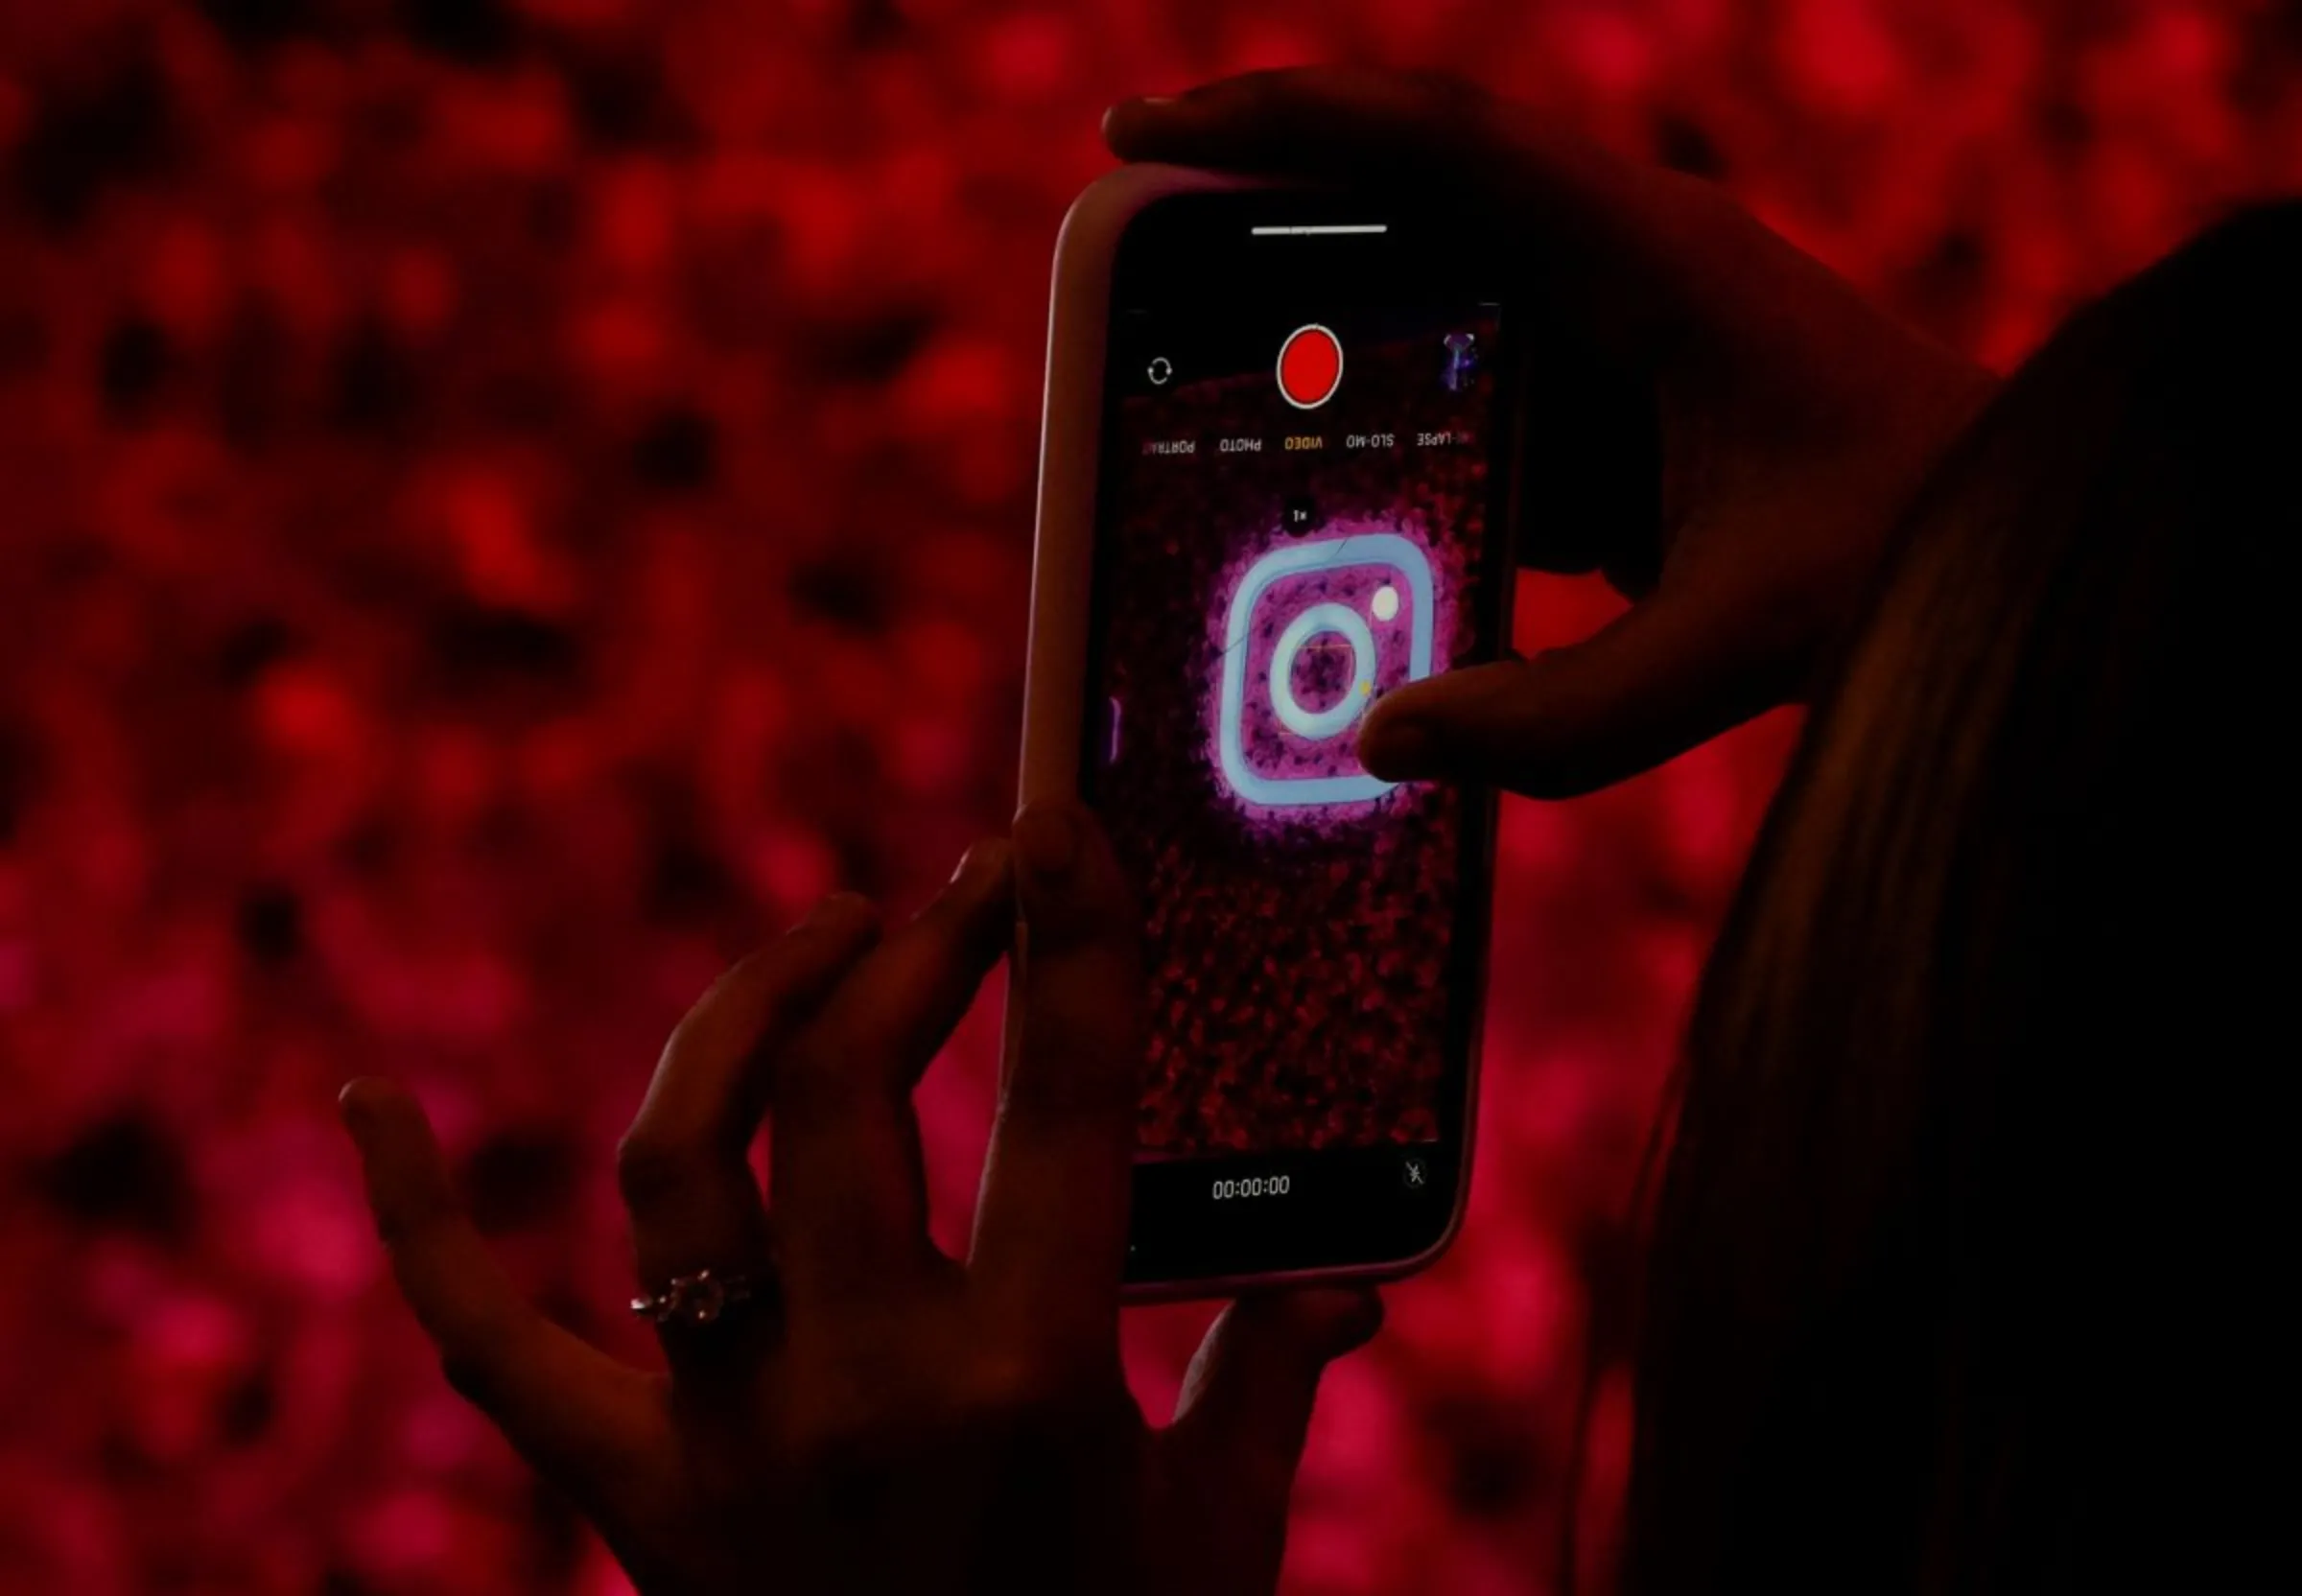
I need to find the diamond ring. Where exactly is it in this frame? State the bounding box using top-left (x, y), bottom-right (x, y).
top-left (628, 1269), bottom-right (763, 1327)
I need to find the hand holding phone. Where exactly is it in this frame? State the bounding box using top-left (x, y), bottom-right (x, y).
top-left (1109, 68), bottom-right (1997, 799)
top-left (346, 811), bottom-right (1377, 1596)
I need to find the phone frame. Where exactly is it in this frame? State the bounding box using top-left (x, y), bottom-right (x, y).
top-left (1014, 164), bottom-right (1515, 1300)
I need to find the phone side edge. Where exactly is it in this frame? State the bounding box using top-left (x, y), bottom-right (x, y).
top-left (1004, 164), bottom-right (1255, 1123)
top-left (1018, 165), bottom-right (1253, 817)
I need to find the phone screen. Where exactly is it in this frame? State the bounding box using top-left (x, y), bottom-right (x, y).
top-left (1085, 195), bottom-right (1514, 1284)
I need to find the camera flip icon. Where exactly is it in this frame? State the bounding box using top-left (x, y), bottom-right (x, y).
top-left (1215, 529), bottom-right (1437, 809)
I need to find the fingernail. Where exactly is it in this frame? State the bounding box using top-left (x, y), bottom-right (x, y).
top-left (337, 1080), bottom-right (375, 1146)
top-left (799, 891), bottom-right (872, 930)
top-left (948, 837), bottom-right (1010, 890)
top-left (1012, 804), bottom-right (1079, 880)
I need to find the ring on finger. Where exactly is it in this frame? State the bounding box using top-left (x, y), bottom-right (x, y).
top-left (629, 1268), bottom-right (769, 1328)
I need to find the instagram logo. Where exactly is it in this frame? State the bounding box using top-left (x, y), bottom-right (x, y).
top-left (1215, 529), bottom-right (1437, 809)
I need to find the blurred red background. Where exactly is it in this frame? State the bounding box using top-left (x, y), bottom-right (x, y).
top-left (3, 3), bottom-right (2296, 1592)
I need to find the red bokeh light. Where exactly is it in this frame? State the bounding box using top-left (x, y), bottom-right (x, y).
top-left (3, 4), bottom-right (2297, 1593)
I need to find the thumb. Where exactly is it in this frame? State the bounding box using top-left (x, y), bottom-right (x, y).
top-left (1359, 574), bottom-right (1806, 798)
top-left (1157, 1291), bottom-right (1382, 1584)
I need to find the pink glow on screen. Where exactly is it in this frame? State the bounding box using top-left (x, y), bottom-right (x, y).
top-left (1214, 528), bottom-right (1438, 813)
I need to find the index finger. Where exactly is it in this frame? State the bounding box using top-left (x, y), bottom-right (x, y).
top-left (1103, 68), bottom-right (1738, 349)
top-left (771, 840), bottom-right (1015, 1318)
top-left (341, 1080), bottom-right (669, 1501)
top-left (969, 802), bottom-right (1142, 1356)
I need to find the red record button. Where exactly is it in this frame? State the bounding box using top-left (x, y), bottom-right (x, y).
top-left (1277, 324), bottom-right (1343, 410)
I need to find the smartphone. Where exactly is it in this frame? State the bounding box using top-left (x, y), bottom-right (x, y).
top-left (1017, 166), bottom-right (1517, 1296)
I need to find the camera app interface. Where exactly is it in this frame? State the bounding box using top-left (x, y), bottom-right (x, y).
top-left (1090, 298), bottom-right (1504, 1165)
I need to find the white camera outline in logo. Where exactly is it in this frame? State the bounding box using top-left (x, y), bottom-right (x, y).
top-left (1216, 531), bottom-right (1436, 809)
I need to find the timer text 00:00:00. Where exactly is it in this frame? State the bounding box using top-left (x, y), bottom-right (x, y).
top-left (1210, 1175), bottom-right (1292, 1200)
